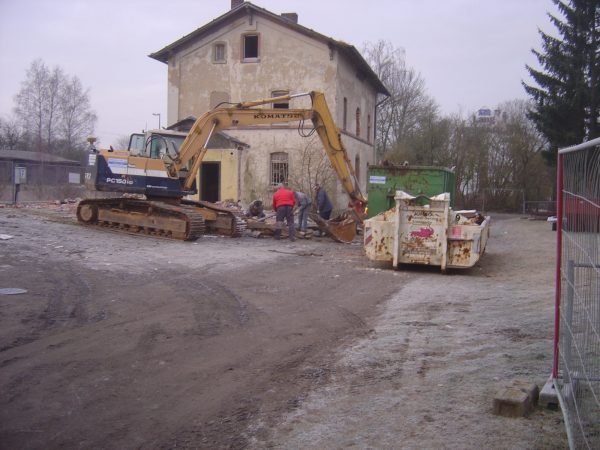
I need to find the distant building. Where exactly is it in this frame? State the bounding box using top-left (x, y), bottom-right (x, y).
top-left (476, 108), bottom-right (503, 125)
top-left (0, 150), bottom-right (83, 202)
top-left (149, 1), bottom-right (389, 208)
top-left (0, 150), bottom-right (81, 180)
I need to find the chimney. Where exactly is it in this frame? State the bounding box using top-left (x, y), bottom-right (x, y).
top-left (231, 0), bottom-right (243, 9)
top-left (281, 13), bottom-right (298, 24)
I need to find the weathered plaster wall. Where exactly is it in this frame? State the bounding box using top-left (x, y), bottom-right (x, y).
top-left (334, 51), bottom-right (378, 194)
top-left (171, 15), bottom-right (337, 118)
top-left (227, 128), bottom-right (305, 203)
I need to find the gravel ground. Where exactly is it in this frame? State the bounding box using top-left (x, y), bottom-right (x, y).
top-left (0, 205), bottom-right (567, 449)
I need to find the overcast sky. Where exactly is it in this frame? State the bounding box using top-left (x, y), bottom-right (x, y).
top-left (0, 0), bottom-right (560, 147)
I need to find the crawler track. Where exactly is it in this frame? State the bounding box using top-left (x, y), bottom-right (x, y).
top-left (76, 198), bottom-right (206, 241)
top-left (184, 199), bottom-right (247, 237)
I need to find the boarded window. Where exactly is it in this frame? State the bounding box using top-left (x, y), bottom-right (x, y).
top-left (355, 154), bottom-right (360, 183)
top-left (356, 107), bottom-right (361, 137)
top-left (271, 90), bottom-right (289, 109)
top-left (243, 34), bottom-right (259, 60)
top-left (270, 152), bottom-right (288, 186)
top-left (367, 114), bottom-right (372, 143)
top-left (213, 43), bottom-right (226, 63)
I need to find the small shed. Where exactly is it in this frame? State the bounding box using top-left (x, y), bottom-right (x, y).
top-left (0, 150), bottom-right (83, 202)
top-left (166, 118), bottom-right (250, 203)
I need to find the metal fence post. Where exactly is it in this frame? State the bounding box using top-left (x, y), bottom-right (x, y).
top-left (553, 152), bottom-right (564, 379)
top-left (563, 259), bottom-right (575, 385)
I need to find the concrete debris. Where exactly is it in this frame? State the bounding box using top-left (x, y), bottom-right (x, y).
top-left (493, 380), bottom-right (539, 417)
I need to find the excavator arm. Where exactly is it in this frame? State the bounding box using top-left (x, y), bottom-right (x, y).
top-left (167, 91), bottom-right (367, 210)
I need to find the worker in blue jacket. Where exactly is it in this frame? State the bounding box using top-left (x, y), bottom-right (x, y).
top-left (294, 190), bottom-right (311, 233)
top-left (315, 183), bottom-right (333, 220)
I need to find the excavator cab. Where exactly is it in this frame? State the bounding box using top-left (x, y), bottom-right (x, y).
top-left (83, 129), bottom-right (195, 199)
top-left (128, 130), bottom-right (185, 160)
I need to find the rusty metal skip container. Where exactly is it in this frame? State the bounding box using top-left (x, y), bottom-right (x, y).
top-left (363, 191), bottom-right (490, 272)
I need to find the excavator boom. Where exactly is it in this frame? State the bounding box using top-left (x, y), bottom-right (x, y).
top-left (170, 91), bottom-right (366, 207)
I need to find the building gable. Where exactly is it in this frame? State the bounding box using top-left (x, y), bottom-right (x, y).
top-left (149, 2), bottom-right (388, 96)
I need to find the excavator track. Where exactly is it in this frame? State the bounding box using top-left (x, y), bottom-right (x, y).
top-left (182, 199), bottom-right (247, 237)
top-left (77, 198), bottom-right (206, 241)
top-left (226, 214), bottom-right (247, 237)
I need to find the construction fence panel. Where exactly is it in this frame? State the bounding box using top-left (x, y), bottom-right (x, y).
top-left (0, 160), bottom-right (85, 203)
top-left (555, 138), bottom-right (600, 449)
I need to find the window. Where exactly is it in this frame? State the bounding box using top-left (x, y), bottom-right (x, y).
top-left (128, 133), bottom-right (145, 155)
top-left (343, 97), bottom-right (347, 130)
top-left (213, 43), bottom-right (226, 63)
top-left (243, 34), bottom-right (259, 60)
top-left (149, 137), bottom-right (167, 159)
top-left (270, 152), bottom-right (288, 186)
top-left (355, 154), bottom-right (360, 183)
top-left (356, 107), bottom-right (361, 137)
top-left (367, 114), bottom-right (371, 143)
top-left (271, 90), bottom-right (289, 109)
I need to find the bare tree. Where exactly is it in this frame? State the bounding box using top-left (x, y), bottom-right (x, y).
top-left (289, 136), bottom-right (336, 205)
top-left (362, 40), bottom-right (438, 162)
top-left (441, 100), bottom-right (550, 210)
top-left (14, 59), bottom-right (48, 152)
top-left (59, 75), bottom-right (97, 152)
top-left (490, 99), bottom-right (551, 206)
top-left (13, 59), bottom-right (96, 156)
top-left (115, 135), bottom-right (132, 150)
top-left (0, 116), bottom-right (24, 150)
top-left (45, 65), bottom-right (64, 152)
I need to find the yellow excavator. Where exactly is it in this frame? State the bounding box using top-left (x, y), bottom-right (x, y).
top-left (77, 91), bottom-right (367, 241)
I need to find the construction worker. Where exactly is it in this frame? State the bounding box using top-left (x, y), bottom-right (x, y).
top-left (272, 183), bottom-right (296, 241)
top-left (315, 183), bottom-right (333, 220)
top-left (245, 199), bottom-right (266, 218)
top-left (294, 190), bottom-right (311, 233)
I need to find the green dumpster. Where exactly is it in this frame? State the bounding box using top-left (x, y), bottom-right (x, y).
top-left (366, 165), bottom-right (455, 218)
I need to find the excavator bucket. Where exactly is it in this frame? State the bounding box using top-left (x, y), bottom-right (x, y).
top-left (310, 213), bottom-right (357, 243)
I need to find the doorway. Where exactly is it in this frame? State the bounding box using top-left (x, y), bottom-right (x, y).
top-left (200, 162), bottom-right (220, 202)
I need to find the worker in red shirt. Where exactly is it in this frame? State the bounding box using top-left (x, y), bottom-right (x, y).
top-left (272, 183), bottom-right (296, 241)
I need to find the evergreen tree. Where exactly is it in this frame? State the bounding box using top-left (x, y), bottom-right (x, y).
top-left (523, 0), bottom-right (600, 161)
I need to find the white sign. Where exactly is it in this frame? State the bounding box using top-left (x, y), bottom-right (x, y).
top-left (369, 175), bottom-right (386, 185)
top-left (14, 166), bottom-right (26, 184)
top-left (107, 158), bottom-right (133, 175)
top-left (69, 172), bottom-right (81, 184)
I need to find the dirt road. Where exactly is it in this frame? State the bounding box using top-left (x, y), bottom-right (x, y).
top-left (0, 206), bottom-right (567, 449)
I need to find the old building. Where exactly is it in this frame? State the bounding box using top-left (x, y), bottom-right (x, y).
top-left (150, 1), bottom-right (388, 209)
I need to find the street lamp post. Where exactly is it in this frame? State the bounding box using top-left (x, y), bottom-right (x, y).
top-left (152, 113), bottom-right (161, 129)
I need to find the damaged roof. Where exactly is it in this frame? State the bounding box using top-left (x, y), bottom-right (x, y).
top-left (149, 2), bottom-right (389, 96)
